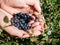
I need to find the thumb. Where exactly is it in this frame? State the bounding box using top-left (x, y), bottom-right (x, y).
top-left (0, 9), bottom-right (13, 28)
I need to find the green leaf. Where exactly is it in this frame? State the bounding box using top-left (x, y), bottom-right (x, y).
top-left (4, 16), bottom-right (9, 23)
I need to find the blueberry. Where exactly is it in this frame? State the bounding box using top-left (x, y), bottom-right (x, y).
top-left (19, 19), bottom-right (25, 23)
top-left (34, 19), bottom-right (39, 22)
top-left (27, 26), bottom-right (31, 30)
top-left (11, 12), bottom-right (33, 31)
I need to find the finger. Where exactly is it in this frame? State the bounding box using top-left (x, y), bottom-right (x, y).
top-left (39, 23), bottom-right (45, 31)
top-left (34, 0), bottom-right (41, 13)
top-left (34, 12), bottom-right (40, 19)
top-left (26, 29), bottom-right (33, 34)
top-left (22, 33), bottom-right (29, 38)
top-left (1, 3), bottom-right (21, 15)
top-left (28, 14), bottom-right (35, 25)
top-left (26, 0), bottom-right (41, 13)
top-left (32, 22), bottom-right (40, 27)
top-left (28, 14), bottom-right (36, 20)
top-left (31, 15), bottom-right (36, 20)
top-left (33, 30), bottom-right (41, 36)
top-left (28, 20), bottom-right (34, 26)
top-left (32, 25), bottom-right (42, 36)
top-left (0, 9), bottom-right (13, 27)
top-left (33, 25), bottom-right (41, 31)
top-left (1, 3), bottom-right (30, 15)
top-left (38, 19), bottom-right (46, 31)
top-left (4, 26), bottom-right (29, 38)
top-left (6, 0), bottom-right (29, 8)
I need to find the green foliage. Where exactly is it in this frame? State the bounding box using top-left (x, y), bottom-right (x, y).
top-left (0, 0), bottom-right (60, 45)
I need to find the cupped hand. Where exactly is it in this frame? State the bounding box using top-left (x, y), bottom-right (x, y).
top-left (0, 0), bottom-right (45, 38)
top-left (0, 9), bottom-right (30, 38)
top-left (1, 0), bottom-right (41, 18)
top-left (0, 9), bottom-right (45, 38)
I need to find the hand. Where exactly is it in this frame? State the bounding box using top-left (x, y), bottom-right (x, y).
top-left (1, 0), bottom-right (41, 18)
top-left (28, 19), bottom-right (45, 36)
top-left (3, 0), bottom-right (41, 12)
top-left (0, 9), bottom-right (30, 38)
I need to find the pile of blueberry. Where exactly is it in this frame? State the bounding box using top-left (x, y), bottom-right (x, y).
top-left (11, 12), bottom-right (38, 31)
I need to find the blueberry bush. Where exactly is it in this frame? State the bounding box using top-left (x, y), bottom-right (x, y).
top-left (0, 0), bottom-right (60, 45)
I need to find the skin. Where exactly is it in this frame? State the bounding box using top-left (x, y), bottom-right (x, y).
top-left (0, 0), bottom-right (45, 38)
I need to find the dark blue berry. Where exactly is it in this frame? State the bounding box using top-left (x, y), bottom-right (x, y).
top-left (34, 19), bottom-right (39, 22)
top-left (11, 12), bottom-right (37, 31)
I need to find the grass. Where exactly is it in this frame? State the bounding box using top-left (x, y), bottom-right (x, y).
top-left (0, 0), bottom-right (60, 45)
